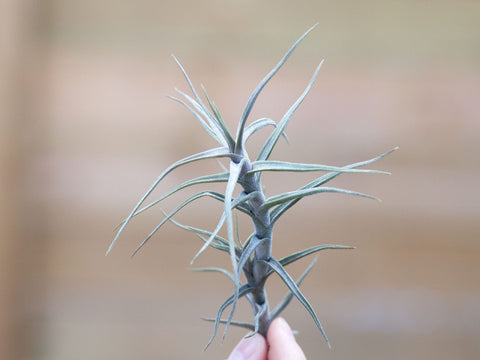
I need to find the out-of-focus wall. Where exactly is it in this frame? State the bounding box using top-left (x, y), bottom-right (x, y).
top-left (2, 1), bottom-right (480, 359)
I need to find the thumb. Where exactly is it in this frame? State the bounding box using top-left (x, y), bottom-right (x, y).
top-left (228, 333), bottom-right (267, 360)
top-left (267, 318), bottom-right (306, 360)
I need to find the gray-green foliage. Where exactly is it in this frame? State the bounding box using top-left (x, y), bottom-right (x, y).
top-left (108, 24), bottom-right (396, 349)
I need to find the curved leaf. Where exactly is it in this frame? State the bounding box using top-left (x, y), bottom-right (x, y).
top-left (190, 189), bottom-right (259, 264)
top-left (201, 84), bottom-right (235, 149)
top-left (195, 234), bottom-right (231, 254)
top-left (271, 257), bottom-right (318, 319)
top-left (107, 147), bottom-right (234, 255)
top-left (201, 318), bottom-right (254, 331)
top-left (167, 95), bottom-right (222, 144)
top-left (243, 118), bottom-right (289, 147)
top-left (256, 60), bottom-right (323, 161)
top-left (261, 257), bottom-right (330, 346)
top-left (234, 211), bottom-right (242, 248)
top-left (280, 244), bottom-right (353, 267)
top-left (161, 209), bottom-right (241, 257)
top-left (190, 267), bottom-right (235, 283)
top-left (271, 147), bottom-right (397, 223)
top-left (205, 284), bottom-right (254, 349)
top-left (248, 160), bottom-right (390, 175)
top-left (175, 87), bottom-right (234, 150)
top-left (236, 236), bottom-right (268, 279)
top-left (260, 187), bottom-right (379, 211)
top-left (131, 191), bottom-right (226, 257)
top-left (235, 24), bottom-right (318, 153)
top-left (223, 159), bottom-right (247, 338)
top-left (114, 172), bottom-right (229, 232)
top-left (165, 214), bottom-right (229, 246)
top-left (172, 55), bottom-right (235, 150)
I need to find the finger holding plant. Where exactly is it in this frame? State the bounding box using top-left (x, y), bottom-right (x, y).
top-left (107, 24), bottom-right (396, 351)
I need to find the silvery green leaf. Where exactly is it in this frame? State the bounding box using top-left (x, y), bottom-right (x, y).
top-left (171, 55), bottom-right (203, 102)
top-left (236, 236), bottom-right (268, 279)
top-left (169, 214), bottom-right (228, 246)
top-left (134, 173), bottom-right (229, 219)
top-left (205, 284), bottom-right (254, 349)
top-left (271, 257), bottom-right (318, 319)
top-left (191, 212), bottom-right (226, 264)
top-left (256, 60), bottom-right (323, 161)
top-left (175, 88), bottom-right (229, 148)
top-left (162, 210), bottom-right (240, 256)
top-left (216, 158), bottom-right (228, 172)
top-left (248, 160), bottom-right (390, 175)
top-left (167, 95), bottom-right (222, 144)
top-left (235, 24), bottom-right (318, 154)
top-left (106, 147), bottom-right (234, 255)
top-left (243, 118), bottom-right (289, 147)
top-left (165, 216), bottom-right (240, 257)
top-left (172, 55), bottom-right (234, 149)
top-left (279, 245), bottom-right (354, 267)
top-left (201, 85), bottom-right (235, 150)
top-left (114, 172), bottom-right (229, 232)
top-left (131, 191), bottom-right (226, 257)
top-left (261, 257), bottom-right (330, 346)
top-left (195, 234), bottom-right (231, 254)
top-left (234, 211), bottom-right (242, 248)
top-left (260, 187), bottom-right (379, 211)
top-left (191, 190), bottom-right (259, 263)
top-left (201, 318), bottom-right (254, 331)
top-left (222, 159), bottom-right (246, 339)
top-left (201, 84), bottom-right (223, 122)
top-left (244, 118), bottom-right (275, 142)
top-left (190, 267), bottom-right (235, 283)
top-left (270, 147), bottom-right (397, 223)
top-left (241, 232), bottom-right (256, 250)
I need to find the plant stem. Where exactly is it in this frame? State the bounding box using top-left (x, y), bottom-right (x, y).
top-left (239, 157), bottom-right (274, 336)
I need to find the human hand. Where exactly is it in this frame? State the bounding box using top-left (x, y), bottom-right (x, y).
top-left (227, 317), bottom-right (306, 360)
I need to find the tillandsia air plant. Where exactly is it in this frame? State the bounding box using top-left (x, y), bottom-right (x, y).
top-left (107, 24), bottom-right (396, 350)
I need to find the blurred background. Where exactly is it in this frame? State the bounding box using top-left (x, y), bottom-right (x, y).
top-left (1, 0), bottom-right (479, 359)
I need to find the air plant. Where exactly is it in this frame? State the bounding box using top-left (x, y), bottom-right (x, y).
top-left (107, 24), bottom-right (395, 350)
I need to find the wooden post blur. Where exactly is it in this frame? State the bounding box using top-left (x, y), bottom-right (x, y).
top-left (1, 2), bottom-right (22, 358)
top-left (0, 1), bottom-right (46, 359)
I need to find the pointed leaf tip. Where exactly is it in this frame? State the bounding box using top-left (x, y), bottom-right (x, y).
top-left (262, 257), bottom-right (330, 344)
top-left (235, 24), bottom-right (319, 152)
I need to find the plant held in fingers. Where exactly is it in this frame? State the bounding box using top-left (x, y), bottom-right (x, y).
top-left (108, 24), bottom-right (396, 350)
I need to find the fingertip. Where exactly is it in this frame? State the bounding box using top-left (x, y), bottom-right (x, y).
top-left (228, 333), bottom-right (267, 360)
top-left (268, 317), bottom-right (295, 341)
top-left (267, 318), bottom-right (306, 360)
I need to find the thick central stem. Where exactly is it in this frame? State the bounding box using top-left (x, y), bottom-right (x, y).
top-left (240, 159), bottom-right (273, 336)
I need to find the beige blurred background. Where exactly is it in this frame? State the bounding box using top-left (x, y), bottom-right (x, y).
top-left (1, 0), bottom-right (479, 359)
